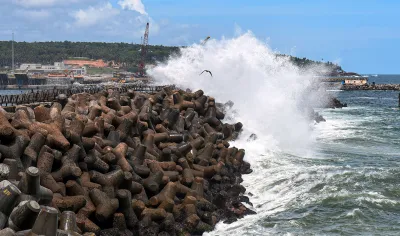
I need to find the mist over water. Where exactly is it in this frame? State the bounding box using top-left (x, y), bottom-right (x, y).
top-left (149, 32), bottom-right (321, 153)
top-left (148, 32), bottom-right (331, 234)
top-left (148, 34), bottom-right (400, 235)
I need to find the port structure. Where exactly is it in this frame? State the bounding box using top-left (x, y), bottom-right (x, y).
top-left (138, 22), bottom-right (149, 77)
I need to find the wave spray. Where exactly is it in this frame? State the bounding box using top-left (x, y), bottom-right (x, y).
top-left (148, 31), bottom-right (330, 235)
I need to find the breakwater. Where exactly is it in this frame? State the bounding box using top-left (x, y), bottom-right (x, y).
top-left (0, 84), bottom-right (170, 108)
top-left (341, 84), bottom-right (400, 91)
top-left (0, 86), bottom-right (254, 235)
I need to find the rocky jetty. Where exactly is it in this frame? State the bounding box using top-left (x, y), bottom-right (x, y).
top-left (342, 84), bottom-right (400, 91)
top-left (0, 86), bottom-right (254, 236)
top-left (305, 107), bottom-right (326, 123)
top-left (309, 96), bottom-right (347, 123)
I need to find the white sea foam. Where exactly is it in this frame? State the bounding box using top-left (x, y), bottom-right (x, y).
top-left (148, 32), bottom-right (342, 235)
top-left (345, 208), bottom-right (362, 217)
top-left (148, 31), bottom-right (326, 153)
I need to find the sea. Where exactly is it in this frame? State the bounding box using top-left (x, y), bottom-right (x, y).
top-left (0, 89), bottom-right (30, 95)
top-left (148, 32), bottom-right (400, 236)
top-left (2, 33), bottom-right (400, 235)
top-left (201, 75), bottom-right (400, 236)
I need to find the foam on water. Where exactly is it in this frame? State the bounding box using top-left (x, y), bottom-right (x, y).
top-left (148, 31), bottom-right (324, 154)
top-left (147, 32), bottom-right (400, 235)
top-left (148, 32), bottom-right (337, 235)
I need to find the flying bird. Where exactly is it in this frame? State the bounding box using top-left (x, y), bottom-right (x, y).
top-left (200, 70), bottom-right (213, 77)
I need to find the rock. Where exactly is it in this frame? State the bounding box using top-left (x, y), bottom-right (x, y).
top-left (0, 86), bottom-right (254, 235)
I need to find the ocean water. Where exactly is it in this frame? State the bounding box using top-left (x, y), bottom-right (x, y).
top-left (200, 89), bottom-right (400, 236)
top-left (1, 35), bottom-right (399, 235)
top-left (149, 32), bottom-right (400, 235)
top-left (364, 74), bottom-right (400, 84)
top-left (0, 89), bottom-right (29, 95)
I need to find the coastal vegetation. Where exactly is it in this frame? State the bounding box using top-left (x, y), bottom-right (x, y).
top-left (0, 41), bottom-right (178, 72)
top-left (280, 54), bottom-right (343, 73)
top-left (0, 41), bottom-right (342, 73)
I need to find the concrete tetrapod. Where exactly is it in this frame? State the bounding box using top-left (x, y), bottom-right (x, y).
top-left (0, 86), bottom-right (255, 235)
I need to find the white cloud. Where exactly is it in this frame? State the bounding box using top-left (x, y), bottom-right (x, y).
top-left (134, 14), bottom-right (149, 25)
top-left (13, 0), bottom-right (56, 7)
top-left (179, 24), bottom-right (191, 29)
top-left (12, 0), bottom-right (85, 8)
top-left (118, 0), bottom-right (147, 15)
top-left (72, 2), bottom-right (119, 27)
top-left (14, 9), bottom-right (51, 20)
top-left (131, 15), bottom-right (160, 38)
top-left (178, 24), bottom-right (199, 29)
top-left (0, 0), bottom-right (198, 45)
top-left (333, 58), bottom-right (342, 66)
top-left (159, 19), bottom-right (169, 27)
top-left (171, 35), bottom-right (189, 44)
top-left (151, 21), bottom-right (160, 35)
top-left (290, 46), bottom-right (297, 57)
top-left (234, 23), bottom-right (243, 36)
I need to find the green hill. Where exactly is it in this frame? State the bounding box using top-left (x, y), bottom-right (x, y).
top-left (0, 41), bottom-right (179, 72)
top-left (0, 41), bottom-right (342, 74)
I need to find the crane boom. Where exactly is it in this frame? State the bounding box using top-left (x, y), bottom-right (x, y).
top-left (138, 22), bottom-right (149, 77)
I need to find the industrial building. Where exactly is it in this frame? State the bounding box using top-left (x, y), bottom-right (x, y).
top-left (344, 77), bottom-right (368, 85)
top-left (18, 62), bottom-right (86, 75)
top-left (63, 59), bottom-right (108, 68)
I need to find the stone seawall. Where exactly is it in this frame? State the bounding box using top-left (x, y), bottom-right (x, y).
top-left (341, 84), bottom-right (400, 91)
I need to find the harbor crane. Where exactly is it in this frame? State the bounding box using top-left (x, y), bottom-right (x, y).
top-left (138, 22), bottom-right (149, 77)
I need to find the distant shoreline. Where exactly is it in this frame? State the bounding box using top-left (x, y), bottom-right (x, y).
top-left (341, 84), bottom-right (400, 91)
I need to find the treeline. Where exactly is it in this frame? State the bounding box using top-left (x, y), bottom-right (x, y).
top-left (0, 41), bottom-right (343, 73)
top-left (276, 54), bottom-right (343, 74)
top-left (0, 41), bottom-right (180, 71)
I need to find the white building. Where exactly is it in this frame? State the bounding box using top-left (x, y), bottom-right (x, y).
top-left (19, 62), bottom-right (86, 75)
top-left (19, 64), bottom-right (42, 70)
top-left (344, 77), bottom-right (368, 85)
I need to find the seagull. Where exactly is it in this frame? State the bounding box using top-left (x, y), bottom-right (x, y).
top-left (200, 70), bottom-right (213, 77)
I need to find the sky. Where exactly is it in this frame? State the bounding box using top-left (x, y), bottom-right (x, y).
top-left (0, 0), bottom-right (399, 74)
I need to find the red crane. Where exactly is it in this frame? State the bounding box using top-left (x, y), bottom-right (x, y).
top-left (138, 22), bottom-right (149, 77)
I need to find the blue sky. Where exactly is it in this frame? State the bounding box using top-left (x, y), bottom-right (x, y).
top-left (0, 0), bottom-right (399, 74)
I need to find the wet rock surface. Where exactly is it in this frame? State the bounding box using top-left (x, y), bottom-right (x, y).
top-left (0, 86), bottom-right (254, 235)
top-left (342, 84), bottom-right (400, 91)
top-left (325, 97), bottom-right (347, 109)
